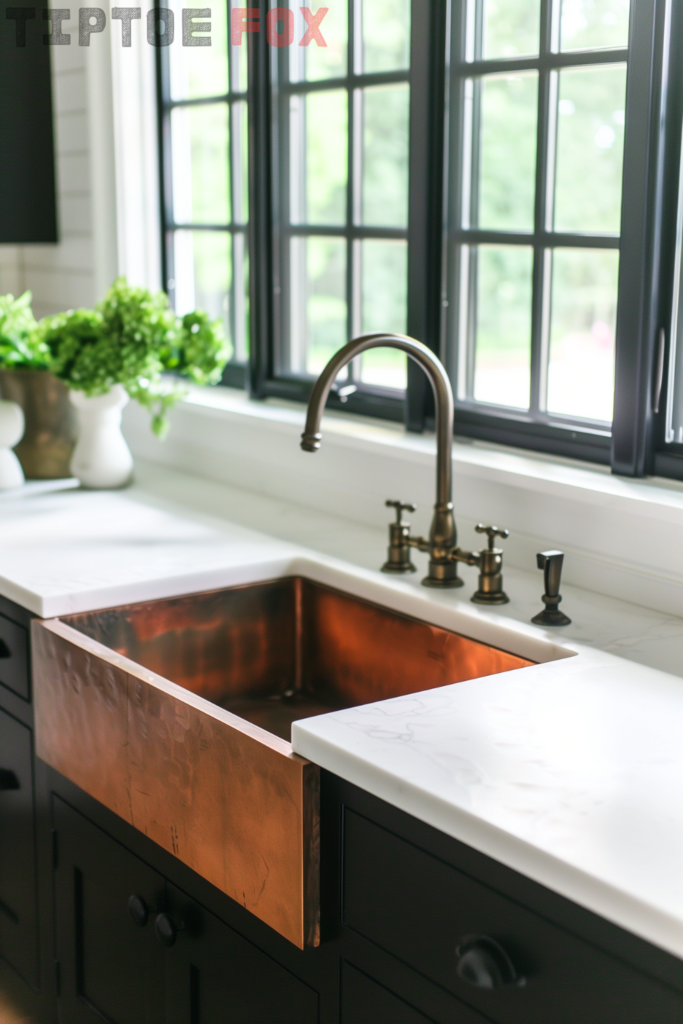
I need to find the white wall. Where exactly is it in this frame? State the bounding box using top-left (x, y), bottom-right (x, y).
top-left (0, 9), bottom-right (160, 315)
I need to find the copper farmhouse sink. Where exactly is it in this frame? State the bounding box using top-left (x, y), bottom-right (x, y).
top-left (32, 577), bottom-right (533, 949)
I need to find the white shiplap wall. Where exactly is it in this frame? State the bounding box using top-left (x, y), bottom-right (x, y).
top-left (0, 16), bottom-right (159, 316)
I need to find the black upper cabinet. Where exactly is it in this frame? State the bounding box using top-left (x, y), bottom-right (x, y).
top-left (0, 1), bottom-right (57, 243)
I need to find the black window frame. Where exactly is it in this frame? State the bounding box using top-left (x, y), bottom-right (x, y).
top-left (156, 0), bottom-right (681, 479)
top-left (247, 0), bottom-right (445, 425)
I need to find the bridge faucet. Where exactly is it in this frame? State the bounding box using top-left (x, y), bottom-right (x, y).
top-left (300, 333), bottom-right (509, 603)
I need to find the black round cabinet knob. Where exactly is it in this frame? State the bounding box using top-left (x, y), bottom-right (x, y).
top-left (127, 895), bottom-right (150, 928)
top-left (0, 769), bottom-right (19, 791)
top-left (455, 935), bottom-right (525, 990)
top-left (155, 913), bottom-right (178, 947)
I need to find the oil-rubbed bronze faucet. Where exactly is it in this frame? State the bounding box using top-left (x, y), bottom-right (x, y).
top-left (300, 332), bottom-right (510, 604)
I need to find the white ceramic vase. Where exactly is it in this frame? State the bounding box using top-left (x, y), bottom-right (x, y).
top-left (69, 385), bottom-right (134, 489)
top-left (0, 400), bottom-right (25, 489)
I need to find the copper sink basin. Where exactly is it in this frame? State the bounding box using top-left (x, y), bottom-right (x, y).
top-left (32, 577), bottom-right (533, 950)
top-left (56, 577), bottom-right (532, 741)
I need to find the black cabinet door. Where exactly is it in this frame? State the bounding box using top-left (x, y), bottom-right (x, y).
top-left (164, 884), bottom-right (319, 1024)
top-left (0, 707), bottom-right (37, 988)
top-left (53, 798), bottom-right (166, 1024)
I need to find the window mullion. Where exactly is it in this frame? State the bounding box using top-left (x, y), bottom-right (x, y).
top-left (530, 0), bottom-right (556, 418)
top-left (611, 0), bottom-right (670, 475)
top-left (405, 0), bottom-right (448, 432)
top-left (346, 1), bottom-right (358, 381)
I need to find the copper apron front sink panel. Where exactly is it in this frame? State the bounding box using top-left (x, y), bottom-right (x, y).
top-left (32, 577), bottom-right (533, 949)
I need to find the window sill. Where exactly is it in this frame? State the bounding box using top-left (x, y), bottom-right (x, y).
top-left (122, 385), bottom-right (683, 618)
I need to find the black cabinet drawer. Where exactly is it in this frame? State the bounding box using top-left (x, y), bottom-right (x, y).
top-left (343, 809), bottom-right (683, 1024)
top-left (341, 961), bottom-right (488, 1024)
top-left (0, 708), bottom-right (38, 987)
top-left (0, 613), bottom-right (29, 701)
top-left (341, 962), bottom-right (437, 1024)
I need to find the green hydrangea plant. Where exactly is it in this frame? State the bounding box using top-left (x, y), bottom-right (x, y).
top-left (0, 291), bottom-right (50, 370)
top-left (37, 277), bottom-right (232, 437)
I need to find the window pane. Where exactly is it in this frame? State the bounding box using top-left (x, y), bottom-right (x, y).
top-left (477, 73), bottom-right (538, 231)
top-left (667, 160), bottom-right (683, 444)
top-left (560, 0), bottom-right (630, 51)
top-left (169, 0), bottom-right (227, 100)
top-left (554, 64), bottom-right (626, 234)
top-left (173, 230), bottom-right (234, 354)
top-left (290, 91), bottom-right (348, 225)
top-left (171, 104), bottom-right (230, 226)
top-left (289, 237), bottom-right (347, 375)
top-left (363, 0), bottom-right (411, 73)
top-left (362, 84), bottom-right (410, 228)
top-left (292, 0), bottom-right (348, 82)
top-left (473, 245), bottom-right (533, 408)
top-left (232, 232), bottom-right (250, 361)
top-left (483, 0), bottom-right (541, 59)
top-left (547, 248), bottom-right (618, 421)
top-left (360, 240), bottom-right (407, 388)
top-left (230, 0), bottom-right (249, 93)
top-left (232, 100), bottom-right (249, 225)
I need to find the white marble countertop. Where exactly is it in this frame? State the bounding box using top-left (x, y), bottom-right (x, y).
top-left (3, 463), bottom-right (683, 962)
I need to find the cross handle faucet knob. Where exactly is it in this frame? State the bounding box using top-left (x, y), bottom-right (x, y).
top-left (385, 499), bottom-right (417, 524)
top-left (475, 524), bottom-right (509, 550)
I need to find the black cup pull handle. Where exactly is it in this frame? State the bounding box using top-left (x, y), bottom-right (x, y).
top-left (0, 639), bottom-right (10, 659)
top-left (155, 912), bottom-right (185, 948)
top-left (455, 935), bottom-right (526, 990)
top-left (0, 769), bottom-right (19, 791)
top-left (127, 894), bottom-right (151, 928)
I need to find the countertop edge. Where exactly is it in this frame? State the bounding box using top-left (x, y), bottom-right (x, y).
top-left (292, 724), bottom-right (683, 963)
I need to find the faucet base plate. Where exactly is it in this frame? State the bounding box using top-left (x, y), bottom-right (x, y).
top-left (421, 576), bottom-right (464, 589)
top-left (531, 608), bottom-right (571, 626)
top-left (472, 591), bottom-right (510, 605)
top-left (381, 562), bottom-right (418, 575)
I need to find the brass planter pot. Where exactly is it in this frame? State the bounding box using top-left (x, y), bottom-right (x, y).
top-left (0, 369), bottom-right (77, 479)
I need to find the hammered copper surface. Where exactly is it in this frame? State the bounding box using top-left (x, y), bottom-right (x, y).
top-left (33, 577), bottom-right (533, 949)
top-left (64, 577), bottom-right (533, 740)
top-left (0, 370), bottom-right (76, 479)
top-left (32, 619), bottom-right (320, 949)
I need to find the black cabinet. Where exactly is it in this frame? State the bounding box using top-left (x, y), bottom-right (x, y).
top-left (54, 797), bottom-right (166, 1024)
top-left (53, 798), bottom-right (319, 1024)
top-left (0, 613), bottom-right (30, 702)
top-left (165, 883), bottom-right (318, 1024)
top-left (343, 807), bottom-right (683, 1024)
top-left (341, 962), bottom-right (440, 1024)
top-left (0, 707), bottom-right (38, 989)
top-left (44, 746), bottom-right (683, 1024)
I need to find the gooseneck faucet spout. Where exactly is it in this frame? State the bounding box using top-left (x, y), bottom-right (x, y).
top-left (301, 333), bottom-right (509, 599)
top-left (302, 333), bottom-right (453, 521)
